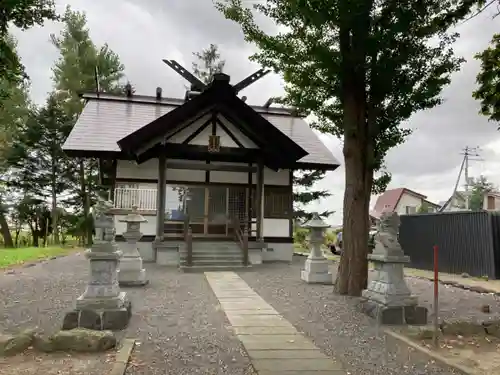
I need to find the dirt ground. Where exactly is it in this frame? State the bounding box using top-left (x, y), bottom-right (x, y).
top-left (0, 349), bottom-right (116, 375)
top-left (403, 328), bottom-right (500, 374)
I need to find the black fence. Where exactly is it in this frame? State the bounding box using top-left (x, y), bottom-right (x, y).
top-left (399, 211), bottom-right (500, 279)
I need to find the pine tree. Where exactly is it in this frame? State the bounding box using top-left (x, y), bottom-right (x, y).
top-left (0, 34), bottom-right (32, 248)
top-left (51, 6), bottom-right (128, 246)
top-left (293, 170), bottom-right (332, 221)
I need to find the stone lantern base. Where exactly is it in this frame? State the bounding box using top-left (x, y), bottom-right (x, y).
top-left (117, 257), bottom-right (149, 286)
top-left (62, 244), bottom-right (132, 331)
top-left (361, 254), bottom-right (428, 325)
top-left (301, 256), bottom-right (333, 284)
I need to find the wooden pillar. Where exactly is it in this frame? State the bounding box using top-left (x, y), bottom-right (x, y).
top-left (156, 151), bottom-right (167, 240)
top-left (109, 159), bottom-right (117, 203)
top-left (256, 160), bottom-right (264, 241)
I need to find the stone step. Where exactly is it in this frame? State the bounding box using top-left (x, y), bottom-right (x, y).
top-left (180, 258), bottom-right (244, 265)
top-left (180, 254), bottom-right (243, 260)
top-left (191, 246), bottom-right (241, 251)
top-left (181, 249), bottom-right (242, 254)
top-left (180, 264), bottom-right (251, 273)
top-left (182, 250), bottom-right (241, 255)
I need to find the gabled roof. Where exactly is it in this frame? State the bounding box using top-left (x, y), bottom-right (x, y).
top-left (117, 76), bottom-right (307, 167)
top-left (62, 91), bottom-right (340, 170)
top-left (372, 187), bottom-right (435, 215)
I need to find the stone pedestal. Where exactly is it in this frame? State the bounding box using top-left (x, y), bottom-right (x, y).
top-left (62, 200), bottom-right (131, 331)
top-left (361, 212), bottom-right (428, 325)
top-left (117, 207), bottom-right (149, 286)
top-left (300, 213), bottom-right (332, 284)
top-left (154, 239), bottom-right (180, 266)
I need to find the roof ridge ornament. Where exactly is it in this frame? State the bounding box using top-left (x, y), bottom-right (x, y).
top-left (162, 59), bottom-right (271, 99)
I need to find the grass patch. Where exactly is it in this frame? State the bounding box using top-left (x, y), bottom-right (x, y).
top-left (0, 246), bottom-right (81, 269)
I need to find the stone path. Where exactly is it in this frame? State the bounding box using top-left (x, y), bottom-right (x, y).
top-left (205, 271), bottom-right (346, 374)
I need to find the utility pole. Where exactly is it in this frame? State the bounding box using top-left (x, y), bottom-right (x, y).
top-left (460, 146), bottom-right (483, 210)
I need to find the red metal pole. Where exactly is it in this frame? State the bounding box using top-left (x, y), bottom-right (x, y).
top-left (433, 245), bottom-right (439, 347)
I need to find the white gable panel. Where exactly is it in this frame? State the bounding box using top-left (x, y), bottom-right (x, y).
top-left (167, 114), bottom-right (211, 144)
top-left (216, 116), bottom-right (258, 148)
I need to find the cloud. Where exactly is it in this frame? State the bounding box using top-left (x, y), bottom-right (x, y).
top-left (10, 0), bottom-right (500, 225)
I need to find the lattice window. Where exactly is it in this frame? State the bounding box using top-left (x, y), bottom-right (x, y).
top-left (264, 186), bottom-right (292, 218)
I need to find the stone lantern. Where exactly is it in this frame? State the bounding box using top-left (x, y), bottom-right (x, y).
top-left (62, 199), bottom-right (131, 331)
top-left (361, 212), bottom-right (428, 325)
top-left (117, 206), bottom-right (149, 286)
top-left (300, 213), bottom-right (333, 284)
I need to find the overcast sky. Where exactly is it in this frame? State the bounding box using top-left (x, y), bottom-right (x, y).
top-left (10, 0), bottom-right (500, 225)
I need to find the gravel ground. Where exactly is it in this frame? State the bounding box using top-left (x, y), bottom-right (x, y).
top-left (123, 263), bottom-right (254, 375)
top-left (238, 256), bottom-right (500, 375)
top-left (3, 252), bottom-right (499, 375)
top-left (0, 253), bottom-right (254, 375)
top-left (0, 252), bottom-right (115, 374)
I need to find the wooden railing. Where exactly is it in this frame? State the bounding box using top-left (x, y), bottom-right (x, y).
top-left (114, 188), bottom-right (157, 210)
top-left (184, 215), bottom-right (193, 267)
top-left (232, 217), bottom-right (249, 266)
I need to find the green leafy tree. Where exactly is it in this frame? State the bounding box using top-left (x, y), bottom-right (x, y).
top-left (51, 6), bottom-right (128, 246)
top-left (16, 196), bottom-right (52, 247)
top-left (0, 0), bottom-right (57, 97)
top-left (216, 0), bottom-right (480, 295)
top-left (417, 202), bottom-right (432, 214)
top-left (473, 34), bottom-right (500, 125)
top-left (469, 175), bottom-right (495, 211)
top-left (7, 95), bottom-right (73, 244)
top-left (192, 44), bottom-right (226, 84)
top-left (0, 35), bottom-right (32, 247)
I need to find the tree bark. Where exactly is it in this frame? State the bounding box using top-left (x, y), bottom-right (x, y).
top-left (334, 90), bottom-right (374, 296)
top-left (0, 213), bottom-right (14, 248)
top-left (334, 133), bottom-right (373, 296)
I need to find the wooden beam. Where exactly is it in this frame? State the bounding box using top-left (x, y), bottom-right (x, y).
top-left (216, 118), bottom-right (244, 148)
top-left (183, 118), bottom-right (211, 144)
top-left (166, 161), bottom-right (256, 172)
top-left (256, 160), bottom-right (264, 241)
top-left (156, 152), bottom-right (167, 240)
top-left (134, 109), bottom-right (213, 156)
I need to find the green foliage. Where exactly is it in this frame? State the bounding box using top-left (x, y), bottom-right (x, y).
top-left (51, 6), bottom-right (126, 117)
top-left (293, 170), bottom-right (332, 220)
top-left (293, 227), bottom-right (308, 248)
top-left (216, 0), bottom-right (479, 295)
top-left (417, 202), bottom-right (432, 213)
top-left (473, 33), bottom-right (500, 125)
top-left (469, 175), bottom-right (494, 211)
top-left (50, 5), bottom-right (128, 246)
top-left (192, 44), bottom-right (226, 85)
top-left (0, 0), bottom-right (58, 95)
top-left (325, 230), bottom-right (336, 245)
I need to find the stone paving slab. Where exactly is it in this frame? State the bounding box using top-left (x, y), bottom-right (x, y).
top-left (233, 326), bottom-right (299, 335)
top-left (205, 271), bottom-right (347, 374)
top-left (224, 309), bottom-right (279, 315)
top-left (226, 316), bottom-right (295, 327)
top-left (257, 371), bottom-right (344, 375)
top-left (252, 359), bottom-right (343, 371)
top-left (246, 350), bottom-right (325, 359)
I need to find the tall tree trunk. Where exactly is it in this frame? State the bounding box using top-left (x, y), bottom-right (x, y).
top-left (0, 212), bottom-right (14, 248)
top-left (334, 91), bottom-right (374, 296)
